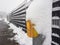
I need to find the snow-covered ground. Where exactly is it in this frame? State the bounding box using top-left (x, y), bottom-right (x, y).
top-left (0, 0), bottom-right (52, 45)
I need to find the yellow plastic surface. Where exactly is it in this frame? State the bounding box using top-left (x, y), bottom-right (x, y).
top-left (26, 20), bottom-right (39, 38)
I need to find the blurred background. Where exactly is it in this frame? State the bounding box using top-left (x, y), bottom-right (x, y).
top-left (0, 0), bottom-right (52, 45)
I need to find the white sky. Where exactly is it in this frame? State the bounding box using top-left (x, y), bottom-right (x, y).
top-left (0, 0), bottom-right (52, 45)
top-left (0, 0), bottom-right (24, 13)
